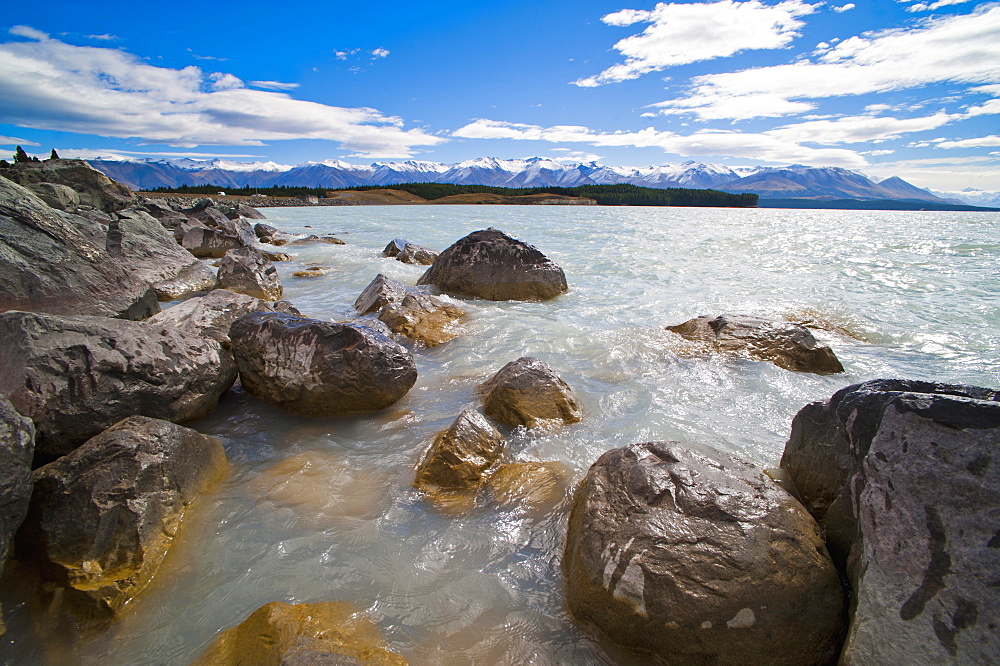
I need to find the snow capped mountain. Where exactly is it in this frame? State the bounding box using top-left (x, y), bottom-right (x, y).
top-left (86, 156), bottom-right (955, 204)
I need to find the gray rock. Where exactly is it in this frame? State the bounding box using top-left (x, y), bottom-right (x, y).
top-left (0, 397), bottom-right (34, 633)
top-left (216, 246), bottom-right (283, 301)
top-left (253, 222), bottom-right (278, 239)
top-left (148, 288), bottom-right (274, 345)
top-left (153, 261), bottom-right (218, 301)
top-left (180, 220), bottom-right (248, 258)
top-left (666, 314), bottom-right (844, 374)
top-left (24, 182), bottom-right (80, 211)
top-left (383, 238), bottom-right (409, 257)
top-left (414, 409), bottom-right (504, 493)
top-left (481, 357), bottom-right (582, 428)
top-left (398, 243), bottom-right (438, 266)
top-left (418, 228), bottom-right (568, 301)
top-left (16, 416), bottom-right (226, 621)
top-left (114, 209), bottom-right (207, 295)
top-left (0, 177), bottom-right (159, 320)
top-left (781, 379), bottom-right (1000, 664)
top-left (565, 441), bottom-right (845, 665)
top-left (0, 311), bottom-right (237, 461)
top-left (0, 159), bottom-right (135, 212)
top-left (272, 300), bottom-right (302, 316)
top-left (354, 274), bottom-right (408, 315)
top-left (378, 293), bottom-right (466, 347)
top-left (229, 312), bottom-right (417, 417)
top-left (218, 202), bottom-right (266, 220)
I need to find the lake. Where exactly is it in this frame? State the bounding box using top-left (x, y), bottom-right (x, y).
top-left (3, 204), bottom-right (998, 664)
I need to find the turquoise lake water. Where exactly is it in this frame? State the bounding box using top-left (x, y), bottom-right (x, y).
top-left (2, 205), bottom-right (998, 664)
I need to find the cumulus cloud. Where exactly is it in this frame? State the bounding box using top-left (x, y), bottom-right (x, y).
top-left (901, 0), bottom-right (974, 13)
top-left (933, 134), bottom-right (1000, 148)
top-left (0, 31), bottom-right (443, 158)
top-left (574, 0), bottom-right (818, 87)
top-left (648, 5), bottom-right (1000, 120)
top-left (371, 48), bottom-right (390, 58)
top-left (832, 3), bottom-right (855, 12)
top-left (453, 118), bottom-right (868, 167)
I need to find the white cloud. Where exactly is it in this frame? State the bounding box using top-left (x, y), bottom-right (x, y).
top-left (9, 25), bottom-right (49, 41)
top-left (87, 34), bottom-right (120, 41)
top-left (902, 0), bottom-right (974, 13)
top-left (768, 111), bottom-right (958, 144)
top-left (832, 3), bottom-right (855, 12)
top-left (371, 48), bottom-right (390, 58)
top-left (0, 31), bottom-right (444, 158)
top-left (650, 5), bottom-right (1000, 120)
top-left (0, 135), bottom-right (39, 146)
top-left (863, 149), bottom-right (895, 155)
top-left (54, 148), bottom-right (268, 159)
top-left (249, 80), bottom-right (300, 91)
top-left (574, 0), bottom-right (818, 87)
top-left (933, 135), bottom-right (1000, 148)
top-left (453, 118), bottom-right (868, 166)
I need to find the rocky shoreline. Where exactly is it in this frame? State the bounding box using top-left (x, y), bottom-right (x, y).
top-left (0, 157), bottom-right (997, 663)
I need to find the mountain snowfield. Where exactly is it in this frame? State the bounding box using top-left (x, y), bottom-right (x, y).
top-left (85, 155), bottom-right (997, 205)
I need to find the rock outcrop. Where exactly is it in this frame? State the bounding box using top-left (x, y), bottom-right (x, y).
top-left (229, 312), bottom-right (417, 417)
top-left (565, 441), bottom-right (845, 665)
top-left (781, 379), bottom-right (1000, 664)
top-left (378, 293), bottom-right (466, 347)
top-left (113, 209), bottom-right (214, 300)
top-left (414, 410), bottom-right (504, 493)
top-left (481, 357), bottom-right (582, 428)
top-left (16, 416), bottom-right (226, 621)
top-left (354, 274), bottom-right (408, 315)
top-left (0, 397), bottom-right (34, 633)
top-left (193, 601), bottom-right (407, 665)
top-left (417, 228), bottom-right (568, 301)
top-left (0, 311), bottom-right (237, 461)
top-left (216, 246), bottom-right (283, 301)
top-left (666, 314), bottom-right (844, 374)
top-left (0, 159), bottom-right (135, 212)
top-left (0, 177), bottom-right (159, 320)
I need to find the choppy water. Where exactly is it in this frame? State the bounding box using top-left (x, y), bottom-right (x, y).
top-left (3, 205), bottom-right (998, 664)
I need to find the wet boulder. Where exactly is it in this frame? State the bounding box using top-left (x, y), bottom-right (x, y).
top-left (148, 288), bottom-right (275, 345)
top-left (383, 238), bottom-right (409, 257)
top-left (481, 357), bottom-right (582, 428)
top-left (216, 246), bottom-right (283, 301)
top-left (417, 228), bottom-right (568, 301)
top-left (378, 293), bottom-right (466, 347)
top-left (781, 379), bottom-right (1000, 664)
top-left (0, 311), bottom-right (237, 461)
top-left (355, 274), bottom-right (408, 315)
top-left (0, 397), bottom-right (34, 632)
top-left (229, 312), bottom-right (417, 417)
top-left (253, 222), bottom-right (278, 240)
top-left (666, 314), bottom-right (843, 374)
top-left (565, 441), bottom-right (845, 665)
top-left (385, 238), bottom-right (438, 265)
top-left (193, 601), bottom-right (407, 665)
top-left (0, 159), bottom-right (135, 212)
top-left (16, 416), bottom-right (226, 621)
top-left (0, 177), bottom-right (159, 320)
top-left (414, 409), bottom-right (504, 493)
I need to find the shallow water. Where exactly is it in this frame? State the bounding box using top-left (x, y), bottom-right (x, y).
top-left (2, 205), bottom-right (998, 664)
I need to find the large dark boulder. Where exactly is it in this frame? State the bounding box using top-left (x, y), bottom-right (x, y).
top-left (417, 228), bottom-right (568, 301)
top-left (413, 409), bottom-right (504, 493)
top-left (0, 311), bottom-right (237, 461)
top-left (193, 601), bottom-right (407, 666)
top-left (229, 312), bottom-right (417, 417)
top-left (0, 159), bottom-right (135, 212)
top-left (666, 314), bottom-right (844, 374)
top-left (565, 441), bottom-right (844, 665)
top-left (0, 177), bottom-right (159, 320)
top-left (781, 380), bottom-right (1000, 664)
top-left (16, 416), bottom-right (226, 621)
top-left (216, 246), bottom-right (282, 301)
top-left (0, 397), bottom-right (34, 634)
top-left (481, 357), bottom-right (582, 428)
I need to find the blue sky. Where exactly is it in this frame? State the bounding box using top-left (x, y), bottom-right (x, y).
top-left (1, 0), bottom-right (998, 192)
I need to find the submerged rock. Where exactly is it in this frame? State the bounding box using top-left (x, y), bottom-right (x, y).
top-left (16, 416), bottom-right (226, 622)
top-left (216, 246), bottom-right (282, 301)
top-left (417, 228), bottom-right (568, 301)
top-left (0, 311), bottom-right (237, 461)
top-left (565, 441), bottom-right (844, 665)
top-left (482, 461), bottom-right (570, 514)
top-left (481, 357), bottom-right (582, 428)
top-left (193, 601), bottom-right (407, 665)
top-left (0, 177), bottom-right (159, 320)
top-left (781, 379), bottom-right (1000, 664)
top-left (378, 293), bottom-right (466, 347)
top-left (230, 312), bottom-right (417, 417)
top-left (414, 409), bottom-right (504, 494)
top-left (666, 314), bottom-right (844, 374)
top-left (354, 274), bottom-right (408, 315)
top-left (0, 397), bottom-right (34, 634)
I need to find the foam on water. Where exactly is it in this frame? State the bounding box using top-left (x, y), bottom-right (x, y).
top-left (2, 205), bottom-right (997, 664)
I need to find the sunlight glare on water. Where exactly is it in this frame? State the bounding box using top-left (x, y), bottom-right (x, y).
top-left (2, 205), bottom-right (997, 664)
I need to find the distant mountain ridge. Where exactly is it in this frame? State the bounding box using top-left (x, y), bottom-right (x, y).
top-left (87, 156), bottom-right (958, 204)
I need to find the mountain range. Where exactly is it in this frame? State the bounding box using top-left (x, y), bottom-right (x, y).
top-left (85, 156), bottom-right (995, 206)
